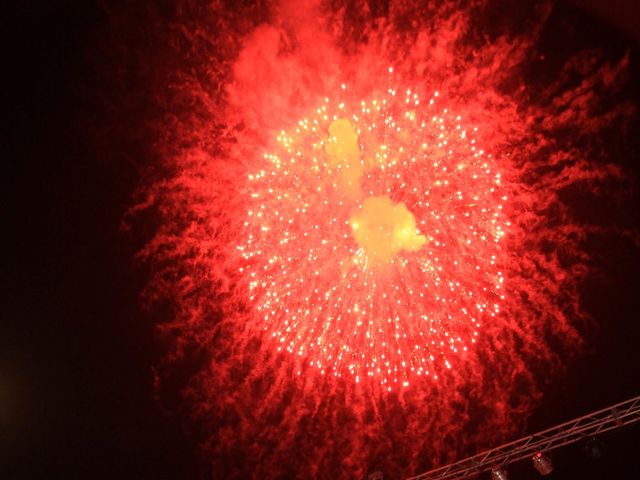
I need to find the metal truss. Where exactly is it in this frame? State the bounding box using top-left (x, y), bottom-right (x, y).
top-left (406, 394), bottom-right (640, 480)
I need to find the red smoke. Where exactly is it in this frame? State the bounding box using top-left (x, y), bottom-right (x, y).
top-left (128, 1), bottom-right (635, 478)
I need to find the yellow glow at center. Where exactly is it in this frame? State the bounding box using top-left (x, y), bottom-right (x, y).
top-left (350, 196), bottom-right (427, 264)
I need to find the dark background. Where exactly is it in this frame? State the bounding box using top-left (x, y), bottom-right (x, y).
top-left (2, 1), bottom-right (639, 478)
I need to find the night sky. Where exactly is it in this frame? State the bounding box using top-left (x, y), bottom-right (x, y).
top-left (3, 1), bottom-right (640, 479)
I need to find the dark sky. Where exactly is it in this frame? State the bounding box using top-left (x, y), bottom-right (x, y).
top-left (2, 1), bottom-right (639, 479)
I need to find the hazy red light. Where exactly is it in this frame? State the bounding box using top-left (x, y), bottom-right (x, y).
top-left (135, 1), bottom-right (633, 477)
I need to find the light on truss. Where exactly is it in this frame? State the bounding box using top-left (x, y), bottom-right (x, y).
top-left (584, 437), bottom-right (605, 459)
top-left (490, 466), bottom-right (508, 480)
top-left (532, 452), bottom-right (553, 475)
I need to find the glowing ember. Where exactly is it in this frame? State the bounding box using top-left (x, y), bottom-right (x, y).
top-left (239, 84), bottom-right (509, 387)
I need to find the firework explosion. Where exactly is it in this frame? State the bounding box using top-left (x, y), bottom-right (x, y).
top-left (124, 0), bottom-right (634, 477)
top-left (240, 82), bottom-right (509, 387)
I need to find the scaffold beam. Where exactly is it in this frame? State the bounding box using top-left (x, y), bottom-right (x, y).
top-left (406, 394), bottom-right (640, 480)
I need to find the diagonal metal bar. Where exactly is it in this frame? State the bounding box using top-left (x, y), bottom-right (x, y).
top-left (406, 394), bottom-right (640, 480)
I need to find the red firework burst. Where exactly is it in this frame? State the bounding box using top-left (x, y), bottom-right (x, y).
top-left (239, 79), bottom-right (510, 387)
top-left (127, 0), bottom-right (635, 477)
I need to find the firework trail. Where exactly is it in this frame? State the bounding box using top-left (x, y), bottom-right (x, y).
top-left (119, 0), bottom-right (635, 477)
